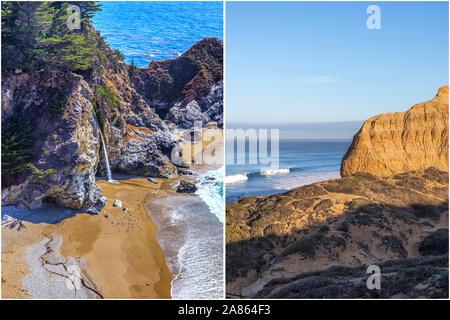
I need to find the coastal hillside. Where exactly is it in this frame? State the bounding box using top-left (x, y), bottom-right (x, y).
top-left (226, 87), bottom-right (449, 298)
top-left (341, 86), bottom-right (449, 177)
top-left (1, 2), bottom-right (223, 210)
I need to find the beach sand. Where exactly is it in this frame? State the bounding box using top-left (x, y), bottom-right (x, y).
top-left (1, 128), bottom-right (223, 299)
top-left (2, 177), bottom-right (172, 299)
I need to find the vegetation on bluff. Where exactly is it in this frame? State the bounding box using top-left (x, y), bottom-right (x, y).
top-left (1, 1), bottom-right (102, 185)
top-left (95, 84), bottom-right (121, 110)
top-left (1, 1), bottom-right (102, 72)
top-left (1, 109), bottom-right (34, 185)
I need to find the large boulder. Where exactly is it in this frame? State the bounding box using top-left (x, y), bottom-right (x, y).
top-left (176, 180), bottom-right (198, 193)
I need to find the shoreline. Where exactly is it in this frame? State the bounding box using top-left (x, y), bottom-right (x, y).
top-left (145, 165), bottom-right (224, 299)
top-left (146, 128), bottom-right (224, 298)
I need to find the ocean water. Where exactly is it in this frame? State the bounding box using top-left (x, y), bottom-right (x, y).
top-left (148, 182), bottom-right (223, 299)
top-left (195, 167), bottom-right (224, 223)
top-left (226, 140), bottom-right (352, 203)
top-left (92, 1), bottom-right (223, 67)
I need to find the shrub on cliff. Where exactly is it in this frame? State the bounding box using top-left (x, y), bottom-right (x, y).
top-left (95, 84), bottom-right (120, 110)
top-left (280, 234), bottom-right (319, 258)
top-left (419, 229), bottom-right (449, 256)
top-left (50, 89), bottom-right (70, 116)
top-left (113, 48), bottom-right (125, 61)
top-left (128, 58), bottom-right (139, 75)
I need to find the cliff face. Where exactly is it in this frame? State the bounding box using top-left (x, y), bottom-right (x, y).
top-left (341, 86), bottom-right (449, 177)
top-left (132, 37), bottom-right (223, 128)
top-left (1, 25), bottom-right (222, 209)
top-left (1, 71), bottom-right (102, 209)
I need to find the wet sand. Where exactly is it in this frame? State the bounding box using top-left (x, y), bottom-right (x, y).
top-left (1, 177), bottom-right (173, 299)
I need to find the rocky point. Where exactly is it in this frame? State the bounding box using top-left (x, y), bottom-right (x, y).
top-left (1, 23), bottom-right (223, 210)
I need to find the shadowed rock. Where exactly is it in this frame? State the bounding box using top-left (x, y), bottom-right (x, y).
top-left (176, 180), bottom-right (197, 193)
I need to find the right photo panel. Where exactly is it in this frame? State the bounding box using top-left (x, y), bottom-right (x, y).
top-left (225, 1), bottom-right (449, 299)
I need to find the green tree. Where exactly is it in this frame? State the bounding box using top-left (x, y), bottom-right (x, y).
top-left (1, 110), bottom-right (34, 185)
top-left (129, 58), bottom-right (138, 75)
top-left (113, 48), bottom-right (125, 61)
top-left (1, 1), bottom-right (53, 70)
top-left (1, 1), bottom-right (102, 71)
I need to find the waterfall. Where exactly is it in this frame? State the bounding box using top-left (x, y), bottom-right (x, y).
top-left (93, 112), bottom-right (112, 182)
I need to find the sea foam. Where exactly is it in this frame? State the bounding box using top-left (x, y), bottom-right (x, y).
top-left (195, 167), bottom-right (224, 223)
top-left (225, 174), bottom-right (248, 184)
top-left (260, 168), bottom-right (290, 176)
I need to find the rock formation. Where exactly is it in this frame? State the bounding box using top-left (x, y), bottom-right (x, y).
top-left (226, 87), bottom-right (449, 298)
top-left (132, 37), bottom-right (223, 129)
top-left (176, 180), bottom-right (198, 193)
top-left (1, 23), bottom-right (223, 209)
top-left (341, 86), bottom-right (449, 177)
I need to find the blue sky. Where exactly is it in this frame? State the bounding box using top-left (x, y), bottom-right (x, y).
top-left (226, 1), bottom-right (448, 126)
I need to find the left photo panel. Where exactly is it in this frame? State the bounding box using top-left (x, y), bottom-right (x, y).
top-left (1, 1), bottom-right (224, 299)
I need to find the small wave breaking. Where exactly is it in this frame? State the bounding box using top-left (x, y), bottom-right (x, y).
top-left (260, 168), bottom-right (290, 176)
top-left (226, 167), bottom-right (292, 183)
top-left (195, 167), bottom-right (224, 223)
top-left (225, 174), bottom-right (248, 184)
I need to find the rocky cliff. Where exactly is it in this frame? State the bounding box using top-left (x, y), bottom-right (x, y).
top-left (1, 23), bottom-right (222, 210)
top-left (341, 86), bottom-right (449, 177)
top-left (132, 37), bottom-right (223, 128)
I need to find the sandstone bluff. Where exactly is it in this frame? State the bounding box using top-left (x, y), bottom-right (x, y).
top-left (341, 86), bottom-right (449, 177)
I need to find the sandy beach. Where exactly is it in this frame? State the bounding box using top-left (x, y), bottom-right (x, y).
top-left (2, 177), bottom-right (172, 299)
top-left (1, 128), bottom-right (223, 299)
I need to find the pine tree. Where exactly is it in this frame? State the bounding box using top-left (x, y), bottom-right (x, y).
top-left (1, 110), bottom-right (34, 185)
top-left (1, 1), bottom-right (102, 72)
top-left (129, 58), bottom-right (139, 75)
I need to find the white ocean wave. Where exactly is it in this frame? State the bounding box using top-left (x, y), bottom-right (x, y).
top-left (272, 171), bottom-right (341, 191)
top-left (195, 167), bottom-right (224, 223)
top-left (225, 173), bottom-right (248, 184)
top-left (260, 168), bottom-right (290, 176)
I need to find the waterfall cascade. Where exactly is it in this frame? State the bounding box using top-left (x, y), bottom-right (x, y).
top-left (93, 112), bottom-right (113, 182)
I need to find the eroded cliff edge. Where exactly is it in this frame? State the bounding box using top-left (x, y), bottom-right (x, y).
top-left (341, 86), bottom-right (449, 177)
top-left (1, 22), bottom-right (223, 210)
top-left (226, 87), bottom-right (449, 299)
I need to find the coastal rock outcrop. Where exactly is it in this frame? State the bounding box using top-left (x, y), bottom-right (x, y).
top-left (1, 24), bottom-right (222, 209)
top-left (226, 87), bottom-right (449, 298)
top-left (341, 86), bottom-right (449, 177)
top-left (1, 71), bottom-right (102, 209)
top-left (132, 38), bottom-right (223, 129)
top-left (176, 180), bottom-right (198, 193)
